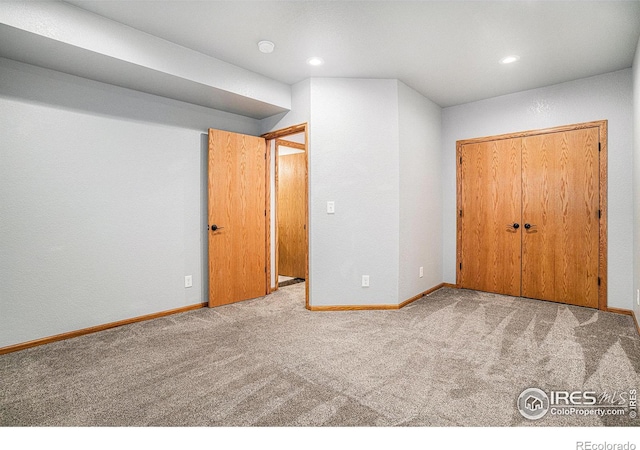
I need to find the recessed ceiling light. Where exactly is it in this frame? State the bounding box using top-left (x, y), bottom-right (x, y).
top-left (500, 55), bottom-right (520, 64)
top-left (306, 57), bottom-right (324, 66)
top-left (258, 40), bottom-right (275, 54)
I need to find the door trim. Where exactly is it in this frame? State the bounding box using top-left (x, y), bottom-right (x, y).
top-left (275, 138), bottom-right (307, 288)
top-left (262, 123), bottom-right (310, 309)
top-left (456, 120), bottom-right (608, 310)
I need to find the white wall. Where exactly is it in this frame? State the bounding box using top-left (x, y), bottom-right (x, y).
top-left (442, 69), bottom-right (634, 310)
top-left (308, 78), bottom-right (400, 306)
top-left (6, 53), bottom-right (631, 349)
top-left (264, 78), bottom-right (443, 307)
top-left (0, 58), bottom-right (261, 348)
top-left (633, 36), bottom-right (640, 319)
top-left (398, 81), bottom-right (443, 301)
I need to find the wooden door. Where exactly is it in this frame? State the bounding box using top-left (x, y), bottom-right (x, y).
top-left (208, 129), bottom-right (267, 307)
top-left (521, 128), bottom-right (600, 307)
top-left (459, 138), bottom-right (522, 297)
top-left (277, 152), bottom-right (307, 279)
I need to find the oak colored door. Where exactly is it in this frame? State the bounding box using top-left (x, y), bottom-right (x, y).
top-left (208, 129), bottom-right (267, 307)
top-left (521, 128), bottom-right (600, 307)
top-left (459, 138), bottom-right (522, 297)
top-left (457, 121), bottom-right (605, 309)
top-left (277, 152), bottom-right (307, 279)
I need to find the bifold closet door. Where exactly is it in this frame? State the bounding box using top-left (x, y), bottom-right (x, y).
top-left (521, 128), bottom-right (600, 308)
top-left (459, 138), bottom-right (522, 297)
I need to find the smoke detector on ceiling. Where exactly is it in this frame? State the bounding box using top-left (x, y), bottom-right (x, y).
top-left (258, 40), bottom-right (275, 54)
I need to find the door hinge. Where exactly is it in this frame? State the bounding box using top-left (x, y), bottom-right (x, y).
top-left (265, 210), bottom-right (267, 216)
top-left (598, 142), bottom-right (601, 152)
top-left (598, 209), bottom-right (601, 219)
top-left (459, 209), bottom-right (463, 217)
top-left (459, 156), bottom-right (462, 165)
top-left (598, 277), bottom-right (601, 286)
top-left (459, 262), bottom-right (462, 271)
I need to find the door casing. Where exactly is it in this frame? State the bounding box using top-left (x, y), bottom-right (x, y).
top-left (275, 139), bottom-right (307, 281)
top-left (262, 123), bottom-right (310, 309)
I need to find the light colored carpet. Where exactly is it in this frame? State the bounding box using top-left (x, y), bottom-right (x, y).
top-left (1, 285), bottom-right (638, 426)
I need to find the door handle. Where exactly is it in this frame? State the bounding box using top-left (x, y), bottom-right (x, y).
top-left (511, 223), bottom-right (520, 229)
top-left (524, 223), bottom-right (535, 230)
top-left (209, 224), bottom-right (225, 231)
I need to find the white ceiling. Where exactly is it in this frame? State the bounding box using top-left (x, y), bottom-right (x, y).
top-left (64, 0), bottom-right (640, 108)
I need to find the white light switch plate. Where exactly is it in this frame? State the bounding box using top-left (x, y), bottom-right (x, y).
top-left (185, 275), bottom-right (193, 288)
top-left (362, 275), bottom-right (369, 287)
top-left (327, 201), bottom-right (335, 214)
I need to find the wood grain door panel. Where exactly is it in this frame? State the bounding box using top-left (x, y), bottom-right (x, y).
top-left (208, 129), bottom-right (267, 307)
top-left (277, 152), bottom-right (307, 279)
top-left (521, 128), bottom-right (599, 307)
top-left (459, 138), bottom-right (522, 297)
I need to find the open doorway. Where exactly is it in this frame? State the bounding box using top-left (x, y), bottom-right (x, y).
top-left (275, 136), bottom-right (306, 289)
top-left (262, 124), bottom-right (309, 308)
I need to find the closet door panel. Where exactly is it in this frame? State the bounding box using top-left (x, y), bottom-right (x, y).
top-left (277, 152), bottom-right (307, 279)
top-left (521, 128), bottom-right (599, 307)
top-left (459, 138), bottom-right (522, 297)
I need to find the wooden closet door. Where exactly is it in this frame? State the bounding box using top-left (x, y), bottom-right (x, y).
top-left (521, 128), bottom-right (599, 307)
top-left (459, 138), bottom-right (522, 297)
top-left (277, 152), bottom-right (307, 279)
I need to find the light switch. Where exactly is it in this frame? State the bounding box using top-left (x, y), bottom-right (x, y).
top-left (327, 201), bottom-right (335, 214)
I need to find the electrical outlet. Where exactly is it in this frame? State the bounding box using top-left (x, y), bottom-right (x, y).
top-left (419, 267), bottom-right (424, 278)
top-left (362, 275), bottom-right (370, 287)
top-left (185, 275), bottom-right (193, 288)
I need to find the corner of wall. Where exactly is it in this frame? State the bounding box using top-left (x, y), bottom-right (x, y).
top-left (397, 81), bottom-right (444, 302)
top-left (260, 78), bottom-right (311, 135)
